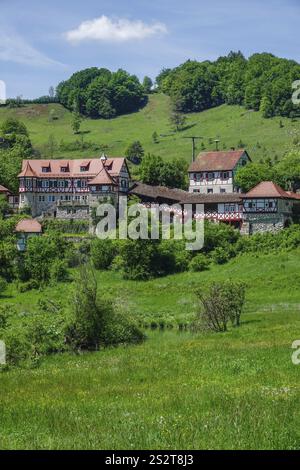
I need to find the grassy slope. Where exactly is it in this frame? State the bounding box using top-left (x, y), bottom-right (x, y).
top-left (0, 95), bottom-right (299, 162)
top-left (1, 250), bottom-right (300, 449)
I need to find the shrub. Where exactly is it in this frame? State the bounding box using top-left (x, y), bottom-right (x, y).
top-left (65, 264), bottom-right (144, 350)
top-left (18, 279), bottom-right (39, 292)
top-left (189, 254), bottom-right (210, 272)
top-left (110, 255), bottom-right (125, 272)
top-left (3, 327), bottom-right (33, 366)
top-left (119, 239), bottom-right (157, 280)
top-left (194, 281), bottom-right (246, 332)
top-left (210, 247), bottom-right (231, 265)
top-left (0, 304), bottom-right (15, 329)
top-left (3, 302), bottom-right (66, 366)
top-left (50, 259), bottom-right (69, 282)
top-left (91, 239), bottom-right (117, 270)
top-left (0, 277), bottom-right (7, 296)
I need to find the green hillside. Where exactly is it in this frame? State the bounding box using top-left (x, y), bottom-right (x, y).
top-left (1, 249), bottom-right (300, 449)
top-left (0, 94), bottom-right (299, 162)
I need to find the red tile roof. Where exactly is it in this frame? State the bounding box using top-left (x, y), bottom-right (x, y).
top-left (0, 184), bottom-right (11, 194)
top-left (18, 157), bottom-right (127, 179)
top-left (286, 191), bottom-right (300, 200)
top-left (189, 150), bottom-right (249, 172)
top-left (15, 219), bottom-right (42, 233)
top-left (243, 181), bottom-right (295, 199)
top-left (87, 165), bottom-right (117, 185)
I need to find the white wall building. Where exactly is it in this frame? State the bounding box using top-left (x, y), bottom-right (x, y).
top-left (188, 150), bottom-right (251, 194)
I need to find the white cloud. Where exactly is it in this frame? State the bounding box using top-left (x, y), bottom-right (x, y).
top-left (65, 15), bottom-right (168, 43)
top-left (0, 31), bottom-right (65, 68)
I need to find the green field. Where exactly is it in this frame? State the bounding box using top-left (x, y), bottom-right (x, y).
top-left (0, 94), bottom-right (299, 162)
top-left (1, 250), bottom-right (300, 449)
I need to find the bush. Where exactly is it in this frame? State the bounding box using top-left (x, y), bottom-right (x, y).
top-left (91, 239), bottom-right (118, 270)
top-left (0, 304), bottom-right (15, 329)
top-left (18, 279), bottom-right (39, 292)
top-left (189, 254), bottom-right (210, 272)
top-left (0, 277), bottom-right (7, 296)
top-left (50, 259), bottom-right (69, 282)
top-left (65, 264), bottom-right (144, 350)
top-left (194, 281), bottom-right (246, 332)
top-left (110, 255), bottom-right (125, 272)
top-left (2, 300), bottom-right (68, 366)
top-left (210, 247), bottom-right (231, 265)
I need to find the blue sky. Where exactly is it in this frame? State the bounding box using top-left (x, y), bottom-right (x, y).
top-left (1, 0), bottom-right (300, 98)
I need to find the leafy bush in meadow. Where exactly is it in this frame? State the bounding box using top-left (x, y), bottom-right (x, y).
top-left (1, 301), bottom-right (67, 366)
top-left (91, 238), bottom-right (118, 270)
top-left (194, 281), bottom-right (246, 332)
top-left (65, 264), bottom-right (144, 350)
top-left (189, 254), bottom-right (210, 272)
top-left (1, 267), bottom-right (144, 367)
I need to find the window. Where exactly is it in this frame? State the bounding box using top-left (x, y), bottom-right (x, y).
top-left (38, 195), bottom-right (45, 202)
top-left (193, 189), bottom-right (200, 193)
top-left (208, 172), bottom-right (214, 180)
top-left (207, 189), bottom-right (213, 194)
top-left (48, 195), bottom-right (55, 202)
top-left (80, 166), bottom-right (88, 172)
top-left (225, 204), bottom-right (236, 213)
top-left (220, 188), bottom-right (226, 193)
top-left (60, 167), bottom-right (69, 173)
top-left (21, 195), bottom-right (25, 203)
top-left (221, 172), bottom-right (230, 180)
top-left (42, 166), bottom-right (50, 173)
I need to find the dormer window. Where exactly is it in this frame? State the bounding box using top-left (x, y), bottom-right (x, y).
top-left (42, 166), bottom-right (51, 173)
top-left (60, 166), bottom-right (69, 173)
top-left (80, 166), bottom-right (88, 172)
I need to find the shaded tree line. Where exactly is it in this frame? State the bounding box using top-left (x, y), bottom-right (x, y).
top-left (156, 51), bottom-right (300, 119)
top-left (56, 67), bottom-right (147, 119)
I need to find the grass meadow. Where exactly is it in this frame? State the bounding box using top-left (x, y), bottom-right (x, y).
top-left (1, 249), bottom-right (300, 449)
top-left (0, 94), bottom-right (299, 162)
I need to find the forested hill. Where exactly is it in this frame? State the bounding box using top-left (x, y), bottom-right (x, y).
top-left (17, 52), bottom-right (300, 122)
top-left (157, 52), bottom-right (300, 119)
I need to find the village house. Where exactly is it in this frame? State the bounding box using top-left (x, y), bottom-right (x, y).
top-left (133, 181), bottom-right (300, 234)
top-left (241, 181), bottom-right (300, 234)
top-left (18, 155), bottom-right (131, 218)
top-left (15, 219), bottom-right (42, 251)
top-left (188, 150), bottom-right (251, 194)
top-left (0, 184), bottom-right (19, 211)
top-left (16, 151), bottom-right (300, 235)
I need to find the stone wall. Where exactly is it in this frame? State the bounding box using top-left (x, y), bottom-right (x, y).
top-left (243, 213), bottom-right (290, 235)
top-left (56, 206), bottom-right (90, 220)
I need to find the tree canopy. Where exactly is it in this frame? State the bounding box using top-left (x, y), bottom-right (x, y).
top-left (56, 67), bottom-right (147, 119)
top-left (0, 118), bottom-right (33, 192)
top-left (156, 52), bottom-right (300, 119)
top-left (138, 154), bottom-right (188, 189)
top-left (235, 149), bottom-right (300, 192)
